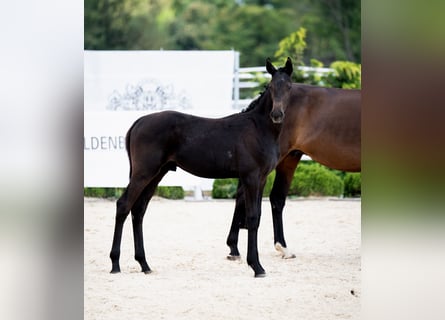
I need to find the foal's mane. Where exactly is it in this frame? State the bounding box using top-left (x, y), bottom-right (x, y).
top-left (241, 85), bottom-right (269, 113)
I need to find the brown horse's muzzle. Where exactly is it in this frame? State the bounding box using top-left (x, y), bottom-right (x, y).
top-left (270, 108), bottom-right (285, 124)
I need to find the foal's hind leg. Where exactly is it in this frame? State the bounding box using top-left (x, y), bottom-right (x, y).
top-left (110, 177), bottom-right (149, 273)
top-left (130, 187), bottom-right (152, 274)
top-left (131, 167), bottom-right (169, 274)
top-left (269, 153), bottom-right (301, 259)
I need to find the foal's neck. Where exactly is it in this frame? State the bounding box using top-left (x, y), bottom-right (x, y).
top-left (252, 90), bottom-right (282, 137)
top-left (252, 89), bottom-right (272, 116)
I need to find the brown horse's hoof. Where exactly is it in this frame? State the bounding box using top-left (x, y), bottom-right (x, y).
top-left (143, 270), bottom-right (152, 274)
top-left (275, 242), bottom-right (296, 259)
top-left (110, 270), bottom-right (120, 274)
top-left (254, 272), bottom-right (266, 278)
top-left (227, 254), bottom-right (241, 261)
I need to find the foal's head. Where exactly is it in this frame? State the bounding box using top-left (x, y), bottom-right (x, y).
top-left (266, 57), bottom-right (293, 124)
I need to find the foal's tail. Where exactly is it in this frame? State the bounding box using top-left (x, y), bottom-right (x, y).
top-left (125, 118), bottom-right (141, 179)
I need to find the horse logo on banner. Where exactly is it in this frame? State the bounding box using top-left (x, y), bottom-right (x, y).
top-left (107, 79), bottom-right (192, 111)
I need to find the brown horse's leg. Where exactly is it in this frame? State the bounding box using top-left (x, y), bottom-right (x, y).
top-left (226, 181), bottom-right (245, 260)
top-left (242, 175), bottom-right (266, 277)
top-left (131, 166), bottom-right (169, 274)
top-left (269, 152), bottom-right (302, 258)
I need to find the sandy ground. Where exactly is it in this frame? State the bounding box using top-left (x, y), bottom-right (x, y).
top-left (84, 197), bottom-right (360, 320)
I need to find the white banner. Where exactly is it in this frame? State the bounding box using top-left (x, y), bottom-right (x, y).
top-left (84, 50), bottom-right (236, 189)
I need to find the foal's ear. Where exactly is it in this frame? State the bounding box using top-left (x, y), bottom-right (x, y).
top-left (266, 58), bottom-right (276, 75)
top-left (284, 57), bottom-right (293, 76)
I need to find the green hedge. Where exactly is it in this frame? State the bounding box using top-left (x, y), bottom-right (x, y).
top-left (155, 186), bottom-right (185, 199)
top-left (84, 186), bottom-right (185, 200)
top-left (211, 178), bottom-right (238, 199)
top-left (211, 171), bottom-right (277, 199)
top-left (289, 162), bottom-right (344, 197)
top-left (85, 167), bottom-right (360, 200)
top-left (343, 172), bottom-right (361, 197)
top-left (84, 187), bottom-right (124, 199)
top-left (262, 171), bottom-right (276, 197)
top-left (211, 162), bottom-right (360, 199)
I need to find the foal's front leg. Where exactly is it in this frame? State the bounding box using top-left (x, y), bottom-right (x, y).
top-left (242, 177), bottom-right (266, 277)
top-left (226, 182), bottom-right (246, 260)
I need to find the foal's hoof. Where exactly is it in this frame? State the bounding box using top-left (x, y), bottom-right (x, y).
top-left (254, 272), bottom-right (266, 278)
top-left (110, 269), bottom-right (120, 274)
top-left (227, 254), bottom-right (241, 261)
top-left (143, 270), bottom-right (152, 275)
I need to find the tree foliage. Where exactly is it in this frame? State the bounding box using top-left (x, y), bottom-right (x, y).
top-left (84, 0), bottom-right (176, 50)
top-left (274, 28), bottom-right (307, 67)
top-left (85, 0), bottom-right (360, 66)
top-left (266, 27), bottom-right (361, 89)
top-left (327, 61), bottom-right (361, 89)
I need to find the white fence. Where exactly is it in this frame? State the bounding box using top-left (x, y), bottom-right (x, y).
top-left (232, 52), bottom-right (333, 110)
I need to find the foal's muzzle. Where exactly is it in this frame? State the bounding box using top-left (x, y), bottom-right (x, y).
top-left (270, 109), bottom-right (284, 124)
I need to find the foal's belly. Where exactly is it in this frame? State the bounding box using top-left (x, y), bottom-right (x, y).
top-left (174, 148), bottom-right (240, 179)
top-left (176, 160), bottom-right (239, 179)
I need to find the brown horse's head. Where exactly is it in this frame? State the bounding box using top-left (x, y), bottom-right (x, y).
top-left (266, 57), bottom-right (293, 124)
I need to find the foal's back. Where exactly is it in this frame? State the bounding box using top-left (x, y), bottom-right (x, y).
top-left (128, 110), bottom-right (277, 179)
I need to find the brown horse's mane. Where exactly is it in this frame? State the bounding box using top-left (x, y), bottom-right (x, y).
top-left (241, 85), bottom-right (269, 113)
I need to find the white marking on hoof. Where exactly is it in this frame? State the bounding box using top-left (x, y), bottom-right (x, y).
top-left (227, 255), bottom-right (241, 261)
top-left (275, 242), bottom-right (296, 259)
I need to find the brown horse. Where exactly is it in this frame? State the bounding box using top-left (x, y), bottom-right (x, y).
top-left (109, 58), bottom-right (294, 277)
top-left (226, 60), bottom-right (361, 260)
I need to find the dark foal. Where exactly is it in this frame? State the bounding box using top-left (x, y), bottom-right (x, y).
top-left (109, 58), bottom-right (293, 277)
top-left (227, 58), bottom-right (361, 260)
